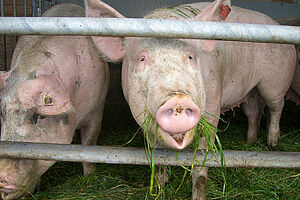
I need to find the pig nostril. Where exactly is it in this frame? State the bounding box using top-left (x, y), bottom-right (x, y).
top-left (166, 109), bottom-right (174, 116)
top-left (185, 108), bottom-right (193, 116)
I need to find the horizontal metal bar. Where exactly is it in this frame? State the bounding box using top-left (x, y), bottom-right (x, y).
top-left (0, 17), bottom-right (299, 44)
top-left (0, 142), bottom-right (299, 168)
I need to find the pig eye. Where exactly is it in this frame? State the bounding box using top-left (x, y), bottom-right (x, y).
top-left (138, 57), bottom-right (145, 62)
top-left (188, 55), bottom-right (196, 60)
top-left (136, 55), bottom-right (148, 72)
top-left (31, 113), bottom-right (46, 125)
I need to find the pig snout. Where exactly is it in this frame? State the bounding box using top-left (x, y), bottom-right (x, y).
top-left (156, 94), bottom-right (201, 135)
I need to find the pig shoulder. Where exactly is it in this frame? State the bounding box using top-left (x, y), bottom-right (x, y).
top-left (42, 3), bottom-right (84, 17)
top-left (146, 2), bottom-right (278, 25)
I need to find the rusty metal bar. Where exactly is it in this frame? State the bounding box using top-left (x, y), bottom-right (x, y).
top-left (0, 17), bottom-right (299, 44)
top-left (0, 142), bottom-right (299, 168)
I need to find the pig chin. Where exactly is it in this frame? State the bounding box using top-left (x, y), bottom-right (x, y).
top-left (159, 127), bottom-right (196, 150)
top-left (0, 172), bottom-right (39, 200)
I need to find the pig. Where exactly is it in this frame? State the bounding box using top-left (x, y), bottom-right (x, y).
top-left (85, 0), bottom-right (296, 199)
top-left (245, 45), bottom-right (300, 145)
top-left (286, 45), bottom-right (300, 104)
top-left (0, 3), bottom-right (109, 199)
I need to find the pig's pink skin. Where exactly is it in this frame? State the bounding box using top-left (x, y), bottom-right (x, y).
top-left (86, 0), bottom-right (296, 199)
top-left (0, 3), bottom-right (109, 200)
top-left (156, 94), bottom-right (201, 149)
top-left (287, 45), bottom-right (300, 104)
top-left (156, 94), bottom-right (201, 134)
top-left (241, 88), bottom-right (266, 144)
top-left (87, 0), bottom-right (296, 150)
top-left (248, 46), bottom-right (300, 146)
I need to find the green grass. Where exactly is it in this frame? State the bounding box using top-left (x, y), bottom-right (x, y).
top-left (27, 102), bottom-right (300, 200)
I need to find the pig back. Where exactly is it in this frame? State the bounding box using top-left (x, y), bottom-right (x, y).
top-left (146, 2), bottom-right (278, 25)
top-left (42, 3), bottom-right (84, 17)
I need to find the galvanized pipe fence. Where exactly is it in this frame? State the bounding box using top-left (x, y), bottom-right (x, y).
top-left (1, 142), bottom-right (300, 168)
top-left (0, 16), bottom-right (299, 168)
top-left (0, 17), bottom-right (299, 44)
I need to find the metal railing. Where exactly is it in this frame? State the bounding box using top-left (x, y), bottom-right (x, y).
top-left (0, 17), bottom-right (299, 44)
top-left (0, 142), bottom-right (300, 168)
top-left (0, 12), bottom-right (299, 169)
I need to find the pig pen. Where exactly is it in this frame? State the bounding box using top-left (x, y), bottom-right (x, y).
top-left (0, 0), bottom-right (300, 199)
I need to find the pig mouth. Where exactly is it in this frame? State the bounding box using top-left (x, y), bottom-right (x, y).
top-left (1, 191), bottom-right (23, 200)
top-left (0, 180), bottom-right (17, 193)
top-left (1, 184), bottom-right (31, 200)
top-left (0, 185), bottom-right (18, 200)
top-left (159, 127), bottom-right (196, 150)
top-left (0, 173), bottom-right (38, 200)
top-left (0, 184), bottom-right (17, 194)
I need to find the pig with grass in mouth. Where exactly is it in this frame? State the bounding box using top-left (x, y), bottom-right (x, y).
top-left (0, 3), bottom-right (110, 199)
top-left (86, 0), bottom-right (296, 199)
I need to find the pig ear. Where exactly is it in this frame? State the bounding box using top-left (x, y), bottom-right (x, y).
top-left (17, 75), bottom-right (73, 116)
top-left (193, 0), bottom-right (232, 52)
top-left (85, 0), bottom-right (125, 61)
top-left (0, 71), bottom-right (11, 91)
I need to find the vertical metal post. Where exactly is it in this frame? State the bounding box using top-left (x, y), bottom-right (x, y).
top-left (40, 0), bottom-right (44, 15)
top-left (13, 0), bottom-right (17, 17)
top-left (1, 0), bottom-right (7, 71)
top-left (13, 0), bottom-right (18, 44)
top-left (32, 0), bottom-right (36, 17)
top-left (24, 0), bottom-right (27, 17)
top-left (38, 0), bottom-right (41, 16)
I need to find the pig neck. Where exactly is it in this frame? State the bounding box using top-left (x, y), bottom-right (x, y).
top-left (201, 41), bottom-right (258, 110)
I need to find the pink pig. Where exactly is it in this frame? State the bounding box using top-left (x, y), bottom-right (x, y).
top-left (0, 3), bottom-right (109, 199)
top-left (286, 45), bottom-right (300, 104)
top-left (86, 0), bottom-right (296, 199)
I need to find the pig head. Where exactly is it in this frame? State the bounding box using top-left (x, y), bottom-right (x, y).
top-left (0, 3), bottom-right (110, 199)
